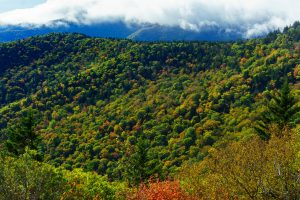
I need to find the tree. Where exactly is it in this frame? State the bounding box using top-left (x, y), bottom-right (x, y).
top-left (0, 148), bottom-right (66, 200)
top-left (255, 78), bottom-right (300, 140)
top-left (179, 130), bottom-right (300, 199)
top-left (5, 109), bottom-right (41, 156)
top-left (128, 180), bottom-right (191, 200)
top-left (124, 137), bottom-right (163, 186)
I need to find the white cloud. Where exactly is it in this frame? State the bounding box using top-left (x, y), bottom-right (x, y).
top-left (0, 0), bottom-right (299, 37)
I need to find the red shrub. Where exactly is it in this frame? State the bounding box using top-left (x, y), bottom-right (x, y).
top-left (127, 180), bottom-right (194, 200)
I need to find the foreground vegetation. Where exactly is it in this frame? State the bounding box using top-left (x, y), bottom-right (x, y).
top-left (1, 127), bottom-right (299, 199)
top-left (0, 22), bottom-right (300, 199)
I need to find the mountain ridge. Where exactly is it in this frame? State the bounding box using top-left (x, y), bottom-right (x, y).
top-left (0, 20), bottom-right (245, 42)
top-left (0, 23), bottom-right (299, 180)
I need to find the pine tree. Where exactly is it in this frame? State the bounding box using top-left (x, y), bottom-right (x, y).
top-left (5, 109), bottom-right (41, 156)
top-left (124, 137), bottom-right (163, 186)
top-left (255, 78), bottom-right (300, 140)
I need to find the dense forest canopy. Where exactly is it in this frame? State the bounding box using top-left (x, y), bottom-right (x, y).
top-left (0, 21), bottom-right (299, 199)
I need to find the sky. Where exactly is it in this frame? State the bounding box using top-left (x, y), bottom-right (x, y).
top-left (0, 0), bottom-right (299, 37)
top-left (0, 0), bottom-right (45, 13)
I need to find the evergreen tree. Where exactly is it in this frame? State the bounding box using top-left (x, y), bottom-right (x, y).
top-left (255, 78), bottom-right (300, 140)
top-left (124, 137), bottom-right (163, 186)
top-left (5, 109), bottom-right (41, 156)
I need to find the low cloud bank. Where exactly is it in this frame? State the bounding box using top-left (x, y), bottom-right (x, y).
top-left (0, 0), bottom-right (299, 37)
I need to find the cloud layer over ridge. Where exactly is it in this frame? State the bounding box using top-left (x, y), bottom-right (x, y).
top-left (0, 0), bottom-right (299, 37)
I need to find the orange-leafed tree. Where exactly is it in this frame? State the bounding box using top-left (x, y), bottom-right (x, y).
top-left (127, 180), bottom-right (193, 200)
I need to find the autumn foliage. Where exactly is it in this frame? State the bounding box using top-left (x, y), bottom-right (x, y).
top-left (127, 180), bottom-right (193, 200)
top-left (179, 128), bottom-right (300, 199)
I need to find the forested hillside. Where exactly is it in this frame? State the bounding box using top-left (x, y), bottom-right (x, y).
top-left (0, 22), bottom-right (300, 199)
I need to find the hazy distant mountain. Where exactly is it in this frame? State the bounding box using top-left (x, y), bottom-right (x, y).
top-left (0, 21), bottom-right (244, 42)
top-left (0, 21), bottom-right (137, 42)
top-left (128, 24), bottom-right (242, 41)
